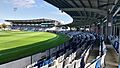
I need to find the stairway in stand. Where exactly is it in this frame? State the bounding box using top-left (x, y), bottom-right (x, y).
top-left (105, 45), bottom-right (118, 68)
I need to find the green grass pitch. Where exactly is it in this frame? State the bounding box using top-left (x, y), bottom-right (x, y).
top-left (0, 31), bottom-right (70, 64)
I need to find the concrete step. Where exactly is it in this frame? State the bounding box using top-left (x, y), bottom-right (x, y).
top-left (105, 45), bottom-right (118, 68)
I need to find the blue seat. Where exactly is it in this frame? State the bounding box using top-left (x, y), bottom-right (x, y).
top-left (80, 56), bottom-right (85, 68)
top-left (95, 59), bottom-right (101, 68)
top-left (114, 41), bottom-right (119, 53)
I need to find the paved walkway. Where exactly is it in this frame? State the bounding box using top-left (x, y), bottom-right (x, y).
top-left (87, 48), bottom-right (99, 63)
top-left (105, 45), bottom-right (118, 68)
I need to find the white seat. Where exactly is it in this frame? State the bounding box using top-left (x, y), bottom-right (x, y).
top-left (58, 54), bottom-right (65, 63)
top-left (103, 42), bottom-right (107, 53)
top-left (85, 61), bottom-right (97, 68)
top-left (26, 64), bottom-right (32, 68)
top-left (62, 54), bottom-right (65, 61)
top-left (71, 53), bottom-right (74, 61)
top-left (96, 56), bottom-right (100, 59)
top-left (58, 56), bottom-right (62, 63)
top-left (57, 61), bottom-right (63, 68)
top-left (41, 64), bottom-right (49, 68)
top-left (65, 57), bottom-right (70, 65)
top-left (71, 52), bottom-right (76, 61)
top-left (49, 65), bottom-right (56, 68)
top-left (75, 59), bottom-right (81, 68)
top-left (64, 64), bottom-right (68, 68)
top-left (54, 59), bottom-right (59, 66)
top-left (30, 66), bottom-right (37, 68)
top-left (73, 52), bottom-right (76, 59)
top-left (85, 63), bottom-right (91, 68)
top-left (69, 55), bottom-right (73, 63)
top-left (71, 60), bottom-right (76, 68)
top-left (68, 64), bottom-right (74, 68)
top-left (101, 53), bottom-right (106, 68)
top-left (26, 62), bottom-right (37, 68)
top-left (84, 48), bottom-right (90, 64)
top-left (64, 64), bottom-right (71, 68)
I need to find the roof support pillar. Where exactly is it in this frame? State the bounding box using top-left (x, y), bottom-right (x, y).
top-left (90, 24), bottom-right (95, 32)
top-left (105, 11), bottom-right (113, 44)
top-left (95, 24), bottom-right (99, 34)
top-left (115, 25), bottom-right (118, 36)
top-left (113, 25), bottom-right (116, 36)
top-left (70, 27), bottom-right (72, 31)
top-left (89, 25), bottom-right (91, 32)
top-left (76, 26), bottom-right (80, 31)
top-left (106, 14), bottom-right (113, 37)
top-left (99, 20), bottom-right (104, 35)
top-left (83, 26), bottom-right (86, 32)
top-left (100, 24), bottom-right (104, 35)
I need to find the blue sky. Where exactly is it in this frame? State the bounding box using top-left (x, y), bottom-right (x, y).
top-left (0, 0), bottom-right (73, 24)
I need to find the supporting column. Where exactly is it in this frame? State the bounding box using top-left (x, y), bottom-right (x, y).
top-left (89, 25), bottom-right (91, 32)
top-left (91, 24), bottom-right (95, 32)
top-left (69, 26), bottom-right (72, 31)
top-left (105, 12), bottom-right (113, 44)
top-left (84, 26), bottom-right (86, 31)
top-left (107, 14), bottom-right (113, 36)
top-left (97, 23), bottom-right (101, 35)
top-left (88, 25), bottom-right (91, 32)
top-left (76, 26), bottom-right (80, 31)
top-left (91, 24), bottom-right (97, 33)
top-left (95, 24), bottom-right (98, 34)
top-left (100, 23), bottom-right (104, 35)
top-left (115, 25), bottom-right (118, 36)
top-left (100, 20), bottom-right (103, 35)
top-left (113, 25), bottom-right (116, 36)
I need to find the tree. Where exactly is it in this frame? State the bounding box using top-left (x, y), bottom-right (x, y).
top-left (0, 25), bottom-right (2, 29)
top-left (1, 23), bottom-right (7, 29)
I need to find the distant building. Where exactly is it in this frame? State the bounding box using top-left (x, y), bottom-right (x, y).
top-left (5, 19), bottom-right (61, 31)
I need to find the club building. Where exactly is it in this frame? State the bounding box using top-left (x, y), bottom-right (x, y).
top-left (5, 19), bottom-right (61, 31)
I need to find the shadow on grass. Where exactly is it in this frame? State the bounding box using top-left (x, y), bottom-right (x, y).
top-left (0, 35), bottom-right (12, 37)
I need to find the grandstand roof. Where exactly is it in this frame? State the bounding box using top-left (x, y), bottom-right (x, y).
top-left (44, 0), bottom-right (120, 26)
top-left (5, 19), bottom-right (60, 24)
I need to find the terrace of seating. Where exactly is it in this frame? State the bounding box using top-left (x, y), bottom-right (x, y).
top-left (25, 31), bottom-right (107, 68)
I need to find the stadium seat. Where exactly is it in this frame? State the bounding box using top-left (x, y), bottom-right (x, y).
top-left (65, 57), bottom-right (70, 65)
top-left (49, 65), bottom-right (56, 68)
top-left (86, 61), bottom-right (97, 68)
top-left (56, 61), bottom-right (63, 68)
top-left (84, 47), bottom-right (91, 64)
top-left (41, 64), bottom-right (49, 68)
top-left (29, 31), bottom-right (100, 68)
top-left (100, 53), bottom-right (106, 68)
top-left (64, 64), bottom-right (69, 68)
top-left (75, 58), bottom-right (82, 68)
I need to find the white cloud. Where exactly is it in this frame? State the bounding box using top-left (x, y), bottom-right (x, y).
top-left (9, 0), bottom-right (36, 8)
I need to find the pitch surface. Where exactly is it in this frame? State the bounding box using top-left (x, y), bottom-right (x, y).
top-left (0, 31), bottom-right (69, 64)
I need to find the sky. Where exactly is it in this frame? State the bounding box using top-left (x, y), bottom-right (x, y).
top-left (0, 0), bottom-right (73, 24)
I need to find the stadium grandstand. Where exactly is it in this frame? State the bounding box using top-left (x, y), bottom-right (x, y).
top-left (5, 19), bottom-right (61, 31)
top-left (0, 0), bottom-right (120, 68)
